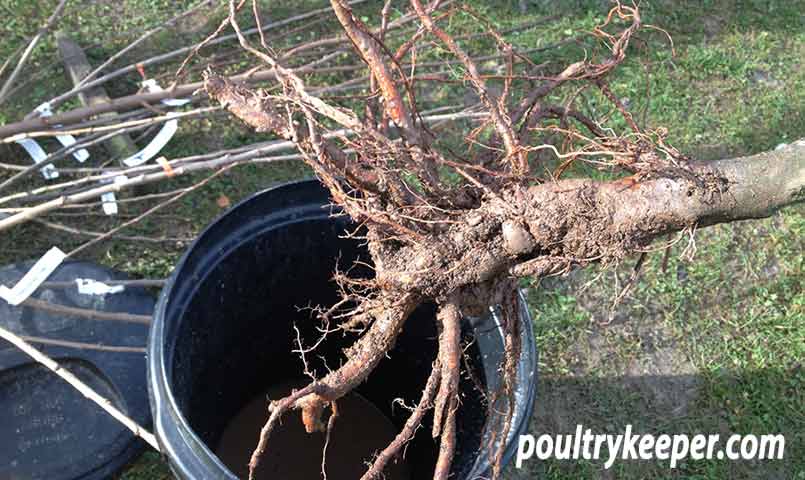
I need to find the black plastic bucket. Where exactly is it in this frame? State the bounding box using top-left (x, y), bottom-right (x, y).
top-left (148, 180), bottom-right (537, 479)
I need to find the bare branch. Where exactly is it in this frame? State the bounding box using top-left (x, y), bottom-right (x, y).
top-left (21, 297), bottom-right (152, 324)
top-left (0, 326), bottom-right (159, 450)
top-left (410, 0), bottom-right (527, 175)
top-left (0, 0), bottom-right (69, 104)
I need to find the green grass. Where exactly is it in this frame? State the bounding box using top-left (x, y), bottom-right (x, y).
top-left (1, 1), bottom-right (802, 479)
top-left (503, 2), bottom-right (804, 478)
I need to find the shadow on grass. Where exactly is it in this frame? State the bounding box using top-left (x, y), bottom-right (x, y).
top-left (507, 368), bottom-right (802, 479)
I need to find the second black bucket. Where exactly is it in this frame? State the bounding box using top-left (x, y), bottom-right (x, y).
top-left (148, 180), bottom-right (537, 480)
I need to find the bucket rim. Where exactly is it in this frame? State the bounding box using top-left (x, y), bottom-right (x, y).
top-left (146, 178), bottom-right (537, 479)
top-left (149, 179), bottom-right (331, 477)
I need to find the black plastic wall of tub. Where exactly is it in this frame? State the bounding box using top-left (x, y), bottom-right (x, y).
top-left (148, 180), bottom-right (537, 479)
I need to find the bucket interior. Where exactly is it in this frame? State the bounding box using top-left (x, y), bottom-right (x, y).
top-left (164, 212), bottom-right (489, 479)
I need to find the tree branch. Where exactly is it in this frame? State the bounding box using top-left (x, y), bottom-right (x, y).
top-left (0, 325), bottom-right (159, 450)
top-left (0, 0), bottom-right (69, 104)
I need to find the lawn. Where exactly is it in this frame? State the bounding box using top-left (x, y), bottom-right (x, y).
top-left (0, 1), bottom-right (802, 479)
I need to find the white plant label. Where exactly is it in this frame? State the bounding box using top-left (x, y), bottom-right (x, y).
top-left (122, 117), bottom-right (180, 167)
top-left (122, 79), bottom-right (190, 167)
top-left (75, 278), bottom-right (125, 295)
top-left (35, 102), bottom-right (90, 163)
top-left (0, 247), bottom-right (66, 306)
top-left (15, 138), bottom-right (60, 179)
top-left (101, 175), bottom-right (128, 216)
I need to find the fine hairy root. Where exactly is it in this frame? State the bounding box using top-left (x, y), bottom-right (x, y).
top-left (248, 295), bottom-right (416, 477)
top-left (200, 1), bottom-right (803, 479)
top-left (360, 363), bottom-right (442, 480)
top-left (294, 296), bottom-right (417, 433)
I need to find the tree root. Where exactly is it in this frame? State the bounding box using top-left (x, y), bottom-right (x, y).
top-left (360, 363), bottom-right (442, 480)
top-left (492, 285), bottom-right (521, 476)
top-left (433, 298), bottom-right (462, 479)
top-left (201, 1), bottom-right (805, 479)
top-left (432, 298), bottom-right (462, 438)
top-left (248, 295), bottom-right (417, 479)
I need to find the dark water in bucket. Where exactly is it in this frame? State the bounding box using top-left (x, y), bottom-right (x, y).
top-left (215, 380), bottom-right (410, 480)
top-left (148, 181), bottom-right (537, 480)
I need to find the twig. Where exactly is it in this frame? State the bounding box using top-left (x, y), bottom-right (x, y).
top-left (0, 325), bottom-right (159, 450)
top-left (4, 106), bottom-right (220, 143)
top-left (34, 218), bottom-right (193, 244)
top-left (0, 44), bottom-right (526, 141)
top-left (0, 148), bottom-right (292, 226)
top-left (66, 164), bottom-right (233, 256)
top-left (41, 0), bottom-right (369, 112)
top-left (76, 0), bottom-right (215, 88)
top-left (0, 127), bottom-right (143, 193)
top-left (0, 0), bottom-right (69, 104)
top-left (20, 335), bottom-right (146, 353)
top-left (21, 297), bottom-right (152, 324)
top-left (0, 42), bottom-right (26, 80)
top-left (40, 278), bottom-right (165, 289)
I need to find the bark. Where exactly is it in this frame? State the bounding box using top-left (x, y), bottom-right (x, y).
top-left (199, 5), bottom-right (805, 478)
top-left (264, 143), bottom-right (803, 471)
top-left (294, 295), bottom-right (417, 432)
top-left (376, 142), bottom-right (805, 300)
top-left (56, 32), bottom-right (138, 161)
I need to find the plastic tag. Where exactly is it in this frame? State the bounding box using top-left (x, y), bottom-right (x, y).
top-left (121, 80), bottom-right (189, 167)
top-left (35, 103), bottom-right (90, 163)
top-left (15, 138), bottom-right (60, 179)
top-left (122, 118), bottom-right (179, 167)
top-left (75, 278), bottom-right (125, 295)
top-left (101, 192), bottom-right (118, 215)
top-left (0, 247), bottom-right (67, 305)
top-left (100, 175), bottom-right (128, 216)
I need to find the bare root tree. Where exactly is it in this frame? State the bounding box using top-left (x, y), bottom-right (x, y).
top-left (195, 2), bottom-right (805, 480)
top-left (1, 1), bottom-right (802, 480)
